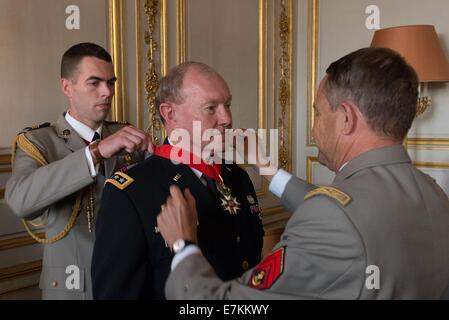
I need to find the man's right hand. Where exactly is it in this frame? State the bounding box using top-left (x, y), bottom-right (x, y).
top-left (157, 186), bottom-right (198, 249)
top-left (233, 129), bottom-right (278, 180)
top-left (96, 126), bottom-right (154, 162)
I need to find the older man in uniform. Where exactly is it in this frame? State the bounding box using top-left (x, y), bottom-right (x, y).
top-left (157, 48), bottom-right (449, 299)
top-left (91, 62), bottom-right (264, 299)
top-left (5, 43), bottom-right (152, 299)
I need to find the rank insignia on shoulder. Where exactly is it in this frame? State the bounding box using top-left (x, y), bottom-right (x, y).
top-left (304, 186), bottom-right (351, 206)
top-left (248, 247), bottom-right (285, 290)
top-left (21, 122), bottom-right (51, 133)
top-left (105, 171), bottom-right (134, 190)
top-left (173, 174), bottom-right (182, 182)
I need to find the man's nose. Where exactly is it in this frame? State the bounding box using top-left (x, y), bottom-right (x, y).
top-left (217, 105), bottom-right (232, 127)
top-left (99, 82), bottom-right (114, 97)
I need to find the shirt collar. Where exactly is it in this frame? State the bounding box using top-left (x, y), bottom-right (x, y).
top-left (339, 161), bottom-right (349, 172)
top-left (167, 137), bottom-right (202, 179)
top-left (65, 111), bottom-right (102, 142)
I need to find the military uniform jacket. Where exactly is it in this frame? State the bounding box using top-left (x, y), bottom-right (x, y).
top-left (5, 114), bottom-right (142, 300)
top-left (165, 145), bottom-right (449, 299)
top-left (91, 154), bottom-right (264, 299)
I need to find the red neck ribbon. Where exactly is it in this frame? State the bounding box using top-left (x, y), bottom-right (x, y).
top-left (154, 144), bottom-right (222, 182)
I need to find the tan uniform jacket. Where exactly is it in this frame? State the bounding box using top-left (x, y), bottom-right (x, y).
top-left (165, 145), bottom-right (449, 299)
top-left (5, 114), bottom-right (142, 299)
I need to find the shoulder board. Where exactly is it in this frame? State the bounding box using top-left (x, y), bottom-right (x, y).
top-left (105, 171), bottom-right (134, 190)
top-left (304, 186), bottom-right (351, 207)
top-left (104, 120), bottom-right (129, 126)
top-left (20, 122), bottom-right (51, 134)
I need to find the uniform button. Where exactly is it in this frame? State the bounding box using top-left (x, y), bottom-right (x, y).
top-left (236, 236), bottom-right (240, 243)
top-left (51, 281), bottom-right (58, 287)
top-left (242, 260), bottom-right (249, 270)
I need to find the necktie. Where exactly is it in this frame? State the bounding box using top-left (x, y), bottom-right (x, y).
top-left (92, 132), bottom-right (104, 176)
top-left (92, 132), bottom-right (100, 142)
top-left (201, 174), bottom-right (219, 198)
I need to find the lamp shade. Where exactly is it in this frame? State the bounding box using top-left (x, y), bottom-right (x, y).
top-left (371, 25), bottom-right (449, 82)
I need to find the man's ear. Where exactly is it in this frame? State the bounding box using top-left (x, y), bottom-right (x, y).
top-left (159, 102), bottom-right (175, 125)
top-left (60, 78), bottom-right (72, 98)
top-left (339, 101), bottom-right (358, 135)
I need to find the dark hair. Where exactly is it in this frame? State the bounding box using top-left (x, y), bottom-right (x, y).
top-left (155, 61), bottom-right (221, 122)
top-left (325, 47), bottom-right (418, 140)
top-left (61, 42), bottom-right (112, 79)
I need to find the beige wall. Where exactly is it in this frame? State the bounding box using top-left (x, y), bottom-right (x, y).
top-left (0, 0), bottom-right (109, 296)
top-left (0, 0), bottom-right (109, 148)
top-left (296, 0), bottom-right (449, 194)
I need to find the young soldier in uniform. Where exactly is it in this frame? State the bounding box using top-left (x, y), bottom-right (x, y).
top-left (5, 43), bottom-right (152, 299)
top-left (91, 62), bottom-right (264, 299)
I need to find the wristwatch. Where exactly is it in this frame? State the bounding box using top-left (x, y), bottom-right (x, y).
top-left (172, 239), bottom-right (196, 254)
top-left (89, 140), bottom-right (105, 163)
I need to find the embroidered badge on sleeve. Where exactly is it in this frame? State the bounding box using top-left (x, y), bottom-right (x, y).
top-left (248, 247), bottom-right (285, 290)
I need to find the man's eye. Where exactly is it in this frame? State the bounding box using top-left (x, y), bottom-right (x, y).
top-left (88, 82), bottom-right (99, 86)
top-left (225, 104), bottom-right (232, 110)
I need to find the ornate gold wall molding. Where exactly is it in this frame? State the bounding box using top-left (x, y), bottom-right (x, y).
top-left (278, 0), bottom-right (293, 171)
top-left (407, 138), bottom-right (449, 151)
top-left (307, 0), bottom-right (318, 146)
top-left (144, 0), bottom-right (164, 144)
top-left (177, 0), bottom-right (186, 64)
top-left (413, 161), bottom-right (449, 169)
top-left (160, 0), bottom-right (168, 76)
top-left (0, 154), bottom-right (11, 174)
top-left (0, 154), bottom-right (11, 166)
top-left (306, 156), bottom-right (318, 183)
top-left (0, 153), bottom-right (11, 199)
top-left (0, 233), bottom-right (45, 251)
top-left (0, 260), bottom-right (41, 282)
top-left (108, 0), bottom-right (126, 122)
top-left (135, 0), bottom-right (144, 129)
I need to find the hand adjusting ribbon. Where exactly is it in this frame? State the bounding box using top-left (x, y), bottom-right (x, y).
top-left (154, 144), bottom-right (240, 214)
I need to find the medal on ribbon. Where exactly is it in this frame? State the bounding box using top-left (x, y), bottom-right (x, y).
top-left (217, 176), bottom-right (240, 215)
top-left (154, 144), bottom-right (241, 214)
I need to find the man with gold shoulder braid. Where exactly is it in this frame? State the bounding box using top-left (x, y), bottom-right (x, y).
top-left (157, 48), bottom-right (449, 299)
top-left (5, 43), bottom-right (152, 300)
